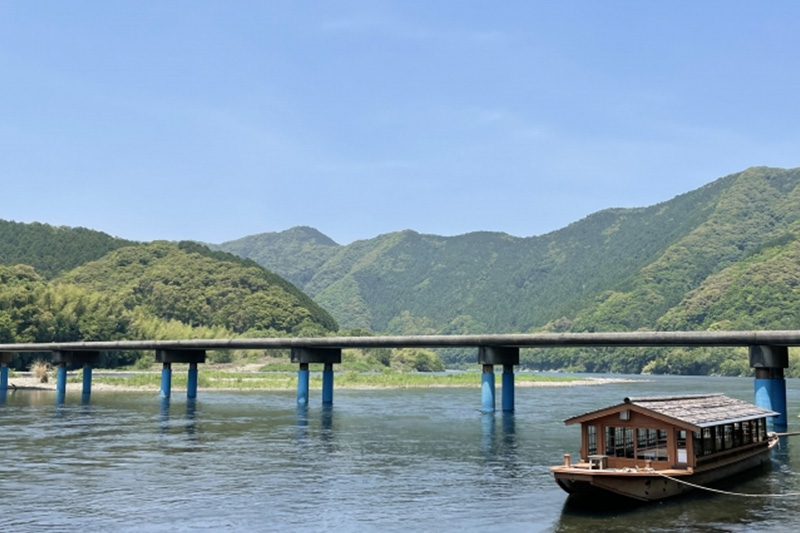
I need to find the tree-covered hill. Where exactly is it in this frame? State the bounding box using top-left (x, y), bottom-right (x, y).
top-left (0, 240), bottom-right (340, 368)
top-left (567, 167), bottom-right (800, 333)
top-left (57, 241), bottom-right (338, 335)
top-left (0, 219), bottom-right (136, 278)
top-left (215, 166), bottom-right (800, 339)
top-left (657, 224), bottom-right (800, 331)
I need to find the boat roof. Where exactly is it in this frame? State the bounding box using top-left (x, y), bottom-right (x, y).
top-left (565, 393), bottom-right (778, 430)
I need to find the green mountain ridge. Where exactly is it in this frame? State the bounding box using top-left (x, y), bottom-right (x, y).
top-left (5, 165), bottom-right (800, 375)
top-left (215, 166), bottom-right (800, 340)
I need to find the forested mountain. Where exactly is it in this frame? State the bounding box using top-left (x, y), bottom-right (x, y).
top-left (214, 166), bottom-right (800, 372)
top-left (217, 168), bottom-right (787, 334)
top-left (58, 241), bottom-right (338, 335)
top-left (0, 240), bottom-right (338, 368)
top-left (209, 226), bottom-right (339, 288)
top-left (0, 219), bottom-right (135, 278)
top-left (5, 165), bottom-right (800, 375)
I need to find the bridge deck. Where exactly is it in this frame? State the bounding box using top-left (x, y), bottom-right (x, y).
top-left (2, 330), bottom-right (800, 352)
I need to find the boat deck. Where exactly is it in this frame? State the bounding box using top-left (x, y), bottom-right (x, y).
top-left (549, 463), bottom-right (692, 477)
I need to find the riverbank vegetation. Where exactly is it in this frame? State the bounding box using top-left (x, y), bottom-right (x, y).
top-left (77, 367), bottom-right (581, 390)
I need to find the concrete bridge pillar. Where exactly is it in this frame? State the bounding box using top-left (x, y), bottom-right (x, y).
top-left (155, 349), bottom-right (206, 399)
top-left (291, 348), bottom-right (341, 406)
top-left (322, 362), bottom-right (334, 405)
top-left (478, 346), bottom-right (520, 413)
top-left (481, 364), bottom-right (495, 413)
top-left (297, 363), bottom-right (310, 406)
top-left (52, 351), bottom-right (100, 404)
top-left (750, 345), bottom-right (788, 432)
top-left (0, 351), bottom-right (12, 392)
top-left (160, 362), bottom-right (172, 399)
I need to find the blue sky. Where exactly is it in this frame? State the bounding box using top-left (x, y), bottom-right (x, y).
top-left (1, 1), bottom-right (798, 245)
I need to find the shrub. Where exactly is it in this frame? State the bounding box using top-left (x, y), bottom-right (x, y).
top-left (31, 360), bottom-right (51, 383)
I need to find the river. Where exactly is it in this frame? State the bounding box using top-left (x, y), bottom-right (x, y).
top-left (1, 374), bottom-right (799, 532)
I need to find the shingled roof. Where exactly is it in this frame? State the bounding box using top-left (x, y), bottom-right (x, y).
top-left (565, 394), bottom-right (778, 429)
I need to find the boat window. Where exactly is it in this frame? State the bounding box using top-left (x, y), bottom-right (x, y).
top-left (723, 424), bottom-right (734, 450)
top-left (606, 426), bottom-right (634, 458)
top-left (758, 418), bottom-right (767, 441)
top-left (636, 428), bottom-right (668, 461)
top-left (702, 427), bottom-right (714, 456)
top-left (693, 431), bottom-right (703, 457)
top-left (676, 430), bottom-right (688, 464)
top-left (586, 425), bottom-right (597, 456)
top-left (715, 425), bottom-right (724, 451)
top-left (733, 422), bottom-right (742, 448)
top-left (743, 420), bottom-right (753, 445)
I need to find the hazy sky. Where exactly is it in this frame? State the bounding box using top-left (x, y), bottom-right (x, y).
top-left (1, 1), bottom-right (798, 245)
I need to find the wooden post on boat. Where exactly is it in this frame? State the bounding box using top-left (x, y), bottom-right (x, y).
top-left (750, 345), bottom-right (788, 432)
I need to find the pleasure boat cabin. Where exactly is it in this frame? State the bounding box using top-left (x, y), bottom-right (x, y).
top-left (550, 394), bottom-right (778, 501)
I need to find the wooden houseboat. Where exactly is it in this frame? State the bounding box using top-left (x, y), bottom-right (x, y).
top-left (549, 394), bottom-right (778, 502)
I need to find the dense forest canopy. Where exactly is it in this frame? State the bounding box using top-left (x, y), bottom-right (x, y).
top-left (0, 240), bottom-right (339, 369)
top-left (59, 241), bottom-right (338, 334)
top-left (0, 219), bottom-right (135, 278)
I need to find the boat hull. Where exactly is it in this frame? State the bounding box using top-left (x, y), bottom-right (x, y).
top-left (551, 446), bottom-right (773, 502)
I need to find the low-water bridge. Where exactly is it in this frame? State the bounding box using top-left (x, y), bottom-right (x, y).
top-left (0, 330), bottom-right (795, 431)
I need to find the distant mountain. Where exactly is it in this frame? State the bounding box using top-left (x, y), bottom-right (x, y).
top-left (0, 219), bottom-right (135, 278)
top-left (214, 167), bottom-right (800, 338)
top-left (209, 226), bottom-right (339, 289)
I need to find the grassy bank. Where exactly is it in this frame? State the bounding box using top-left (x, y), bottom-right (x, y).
top-left (81, 370), bottom-right (582, 391)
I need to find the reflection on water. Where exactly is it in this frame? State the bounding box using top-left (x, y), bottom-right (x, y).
top-left (0, 376), bottom-right (799, 532)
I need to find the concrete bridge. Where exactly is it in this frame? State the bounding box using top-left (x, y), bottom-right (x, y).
top-left (0, 330), bottom-right (795, 430)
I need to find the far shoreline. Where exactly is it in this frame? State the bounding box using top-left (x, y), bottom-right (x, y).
top-left (4, 371), bottom-right (643, 393)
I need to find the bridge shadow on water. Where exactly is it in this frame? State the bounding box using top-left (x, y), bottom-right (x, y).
top-left (480, 411), bottom-right (522, 483)
top-left (157, 397), bottom-right (202, 452)
top-left (294, 404), bottom-right (336, 455)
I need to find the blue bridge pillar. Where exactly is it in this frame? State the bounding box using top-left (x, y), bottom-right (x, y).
top-left (478, 346), bottom-right (520, 413)
top-left (322, 362), bottom-right (334, 405)
top-left (291, 347), bottom-right (342, 406)
top-left (52, 350), bottom-right (100, 404)
top-left (750, 345), bottom-right (789, 432)
top-left (481, 364), bottom-right (496, 413)
top-left (187, 362), bottom-right (199, 399)
top-left (0, 351), bottom-right (12, 392)
top-left (297, 363), bottom-right (310, 406)
top-left (56, 362), bottom-right (67, 404)
top-left (156, 349), bottom-right (206, 399)
top-left (160, 362), bottom-right (172, 399)
top-left (82, 363), bottom-right (93, 403)
top-left (502, 364), bottom-right (515, 413)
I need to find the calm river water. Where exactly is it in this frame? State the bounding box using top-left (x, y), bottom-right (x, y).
top-left (1, 374), bottom-right (800, 532)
